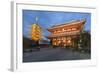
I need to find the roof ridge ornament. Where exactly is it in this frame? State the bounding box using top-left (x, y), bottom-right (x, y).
top-left (35, 16), bottom-right (39, 24)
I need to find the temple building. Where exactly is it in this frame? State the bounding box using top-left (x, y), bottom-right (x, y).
top-left (47, 19), bottom-right (86, 48)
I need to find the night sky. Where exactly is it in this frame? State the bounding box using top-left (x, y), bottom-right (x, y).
top-left (23, 10), bottom-right (91, 39)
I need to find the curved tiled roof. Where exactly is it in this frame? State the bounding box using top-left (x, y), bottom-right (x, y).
top-left (48, 19), bottom-right (86, 30)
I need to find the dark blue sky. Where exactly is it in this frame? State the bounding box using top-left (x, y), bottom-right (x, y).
top-left (23, 10), bottom-right (91, 38)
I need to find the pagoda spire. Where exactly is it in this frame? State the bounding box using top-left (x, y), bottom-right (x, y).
top-left (35, 16), bottom-right (39, 24)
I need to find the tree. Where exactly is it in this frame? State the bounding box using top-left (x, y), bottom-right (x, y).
top-left (78, 31), bottom-right (91, 52)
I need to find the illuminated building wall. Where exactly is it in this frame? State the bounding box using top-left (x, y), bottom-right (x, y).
top-left (47, 19), bottom-right (86, 47)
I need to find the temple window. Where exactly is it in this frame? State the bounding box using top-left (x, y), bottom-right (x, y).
top-left (58, 30), bottom-right (61, 33)
top-left (71, 28), bottom-right (77, 31)
top-left (54, 31), bottom-right (57, 34)
top-left (66, 28), bottom-right (71, 32)
top-left (62, 28), bottom-right (64, 31)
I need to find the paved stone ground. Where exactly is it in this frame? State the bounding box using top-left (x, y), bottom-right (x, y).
top-left (23, 48), bottom-right (90, 62)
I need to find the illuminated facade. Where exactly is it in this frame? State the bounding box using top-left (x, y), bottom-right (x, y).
top-left (47, 19), bottom-right (86, 47)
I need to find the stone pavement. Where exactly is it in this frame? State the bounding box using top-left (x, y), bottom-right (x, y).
top-left (23, 48), bottom-right (90, 62)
